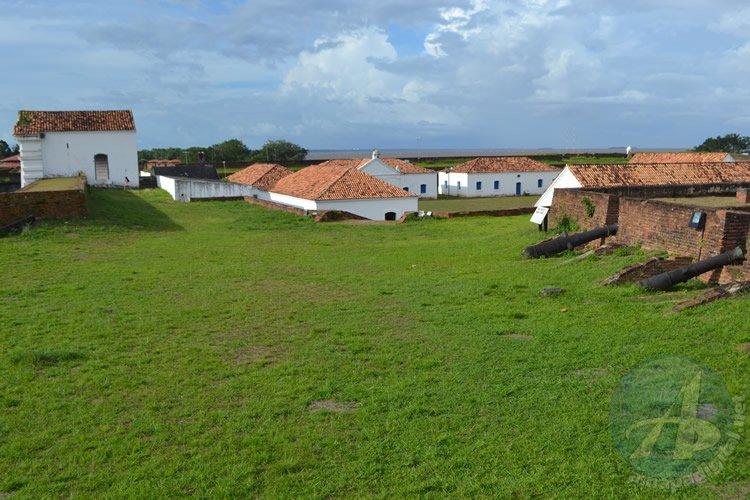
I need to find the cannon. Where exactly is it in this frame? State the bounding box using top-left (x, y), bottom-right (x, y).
top-left (639, 247), bottom-right (745, 291)
top-left (0, 215), bottom-right (35, 237)
top-left (523, 224), bottom-right (618, 259)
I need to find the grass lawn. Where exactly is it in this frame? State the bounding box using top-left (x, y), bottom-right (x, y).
top-left (0, 189), bottom-right (747, 497)
top-left (419, 195), bottom-right (537, 213)
top-left (18, 177), bottom-right (85, 192)
top-left (655, 196), bottom-right (746, 208)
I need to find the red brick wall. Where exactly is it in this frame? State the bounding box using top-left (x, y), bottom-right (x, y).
top-left (738, 188), bottom-right (749, 204)
top-left (0, 190), bottom-right (87, 226)
top-left (548, 189), bottom-right (619, 231)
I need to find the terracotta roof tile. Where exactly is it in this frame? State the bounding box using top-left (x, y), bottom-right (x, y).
top-left (273, 164), bottom-right (416, 200)
top-left (448, 157), bottom-right (560, 174)
top-left (13, 110), bottom-right (136, 136)
top-left (0, 154), bottom-right (20, 172)
top-left (227, 163), bottom-right (293, 190)
top-left (568, 162), bottom-right (750, 188)
top-left (314, 157), bottom-right (434, 174)
top-left (629, 152), bottom-right (730, 163)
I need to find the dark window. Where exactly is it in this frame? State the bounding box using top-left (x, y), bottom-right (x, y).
top-left (403, 187), bottom-right (409, 192)
top-left (494, 180), bottom-right (500, 190)
top-left (385, 212), bottom-right (397, 221)
top-left (538, 179), bottom-right (543, 188)
top-left (457, 181), bottom-right (461, 190)
top-left (94, 154), bottom-right (109, 181)
top-left (420, 184), bottom-right (427, 194)
top-left (516, 182), bottom-right (522, 195)
top-left (476, 181), bottom-right (482, 190)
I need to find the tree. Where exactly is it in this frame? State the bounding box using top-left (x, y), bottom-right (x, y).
top-left (211, 139), bottom-right (251, 162)
top-left (255, 140), bottom-right (308, 163)
top-left (0, 140), bottom-right (14, 158)
top-left (694, 133), bottom-right (750, 153)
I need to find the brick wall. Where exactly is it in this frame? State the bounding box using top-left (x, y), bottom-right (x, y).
top-left (548, 189), bottom-right (619, 231)
top-left (548, 188), bottom-right (750, 283)
top-left (0, 189), bottom-right (87, 226)
top-left (738, 188), bottom-right (749, 204)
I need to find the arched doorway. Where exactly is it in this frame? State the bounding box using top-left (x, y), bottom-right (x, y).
top-left (94, 154), bottom-right (109, 181)
top-left (385, 212), bottom-right (396, 221)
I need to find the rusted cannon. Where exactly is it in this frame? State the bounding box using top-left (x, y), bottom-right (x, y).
top-left (639, 247), bottom-right (745, 291)
top-left (523, 224), bottom-right (618, 259)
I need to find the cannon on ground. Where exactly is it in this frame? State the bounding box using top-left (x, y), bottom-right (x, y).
top-left (639, 247), bottom-right (745, 291)
top-left (523, 224), bottom-right (618, 259)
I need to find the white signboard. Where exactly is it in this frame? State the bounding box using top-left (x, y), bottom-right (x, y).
top-left (530, 206), bottom-right (549, 225)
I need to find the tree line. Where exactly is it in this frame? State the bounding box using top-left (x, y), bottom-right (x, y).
top-left (138, 139), bottom-right (307, 165)
top-left (694, 133), bottom-right (749, 153)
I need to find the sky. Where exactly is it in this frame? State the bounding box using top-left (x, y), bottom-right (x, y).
top-left (0, 0), bottom-right (749, 150)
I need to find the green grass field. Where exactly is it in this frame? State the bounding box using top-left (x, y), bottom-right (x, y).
top-left (419, 196), bottom-right (537, 213)
top-left (0, 189), bottom-right (747, 497)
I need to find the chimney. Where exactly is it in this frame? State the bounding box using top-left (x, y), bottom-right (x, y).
top-left (372, 149), bottom-right (380, 159)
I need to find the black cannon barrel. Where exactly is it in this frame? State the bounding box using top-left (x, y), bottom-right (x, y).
top-left (523, 224), bottom-right (618, 258)
top-left (639, 247), bottom-right (745, 291)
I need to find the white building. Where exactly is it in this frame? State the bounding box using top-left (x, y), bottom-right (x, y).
top-left (13, 110), bottom-right (139, 188)
top-left (268, 162), bottom-right (418, 220)
top-left (315, 151), bottom-right (438, 198)
top-left (438, 157), bottom-right (561, 198)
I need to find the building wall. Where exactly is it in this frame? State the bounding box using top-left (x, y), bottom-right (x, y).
top-left (0, 187), bottom-right (86, 226)
top-left (439, 171), bottom-right (559, 197)
top-left (18, 131), bottom-right (139, 188)
top-left (360, 160), bottom-right (438, 198)
top-left (535, 167), bottom-right (582, 207)
top-left (316, 197), bottom-right (418, 221)
top-left (156, 175), bottom-right (260, 202)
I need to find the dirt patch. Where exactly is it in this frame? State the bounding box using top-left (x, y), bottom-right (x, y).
top-left (500, 333), bottom-right (533, 341)
top-left (235, 345), bottom-right (277, 366)
top-left (572, 368), bottom-right (609, 379)
top-left (736, 343), bottom-right (750, 354)
top-left (308, 400), bottom-right (358, 413)
top-left (603, 257), bottom-right (693, 286)
top-left (707, 481), bottom-right (750, 499)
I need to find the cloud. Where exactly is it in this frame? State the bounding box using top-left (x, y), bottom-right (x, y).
top-left (0, 0), bottom-right (749, 149)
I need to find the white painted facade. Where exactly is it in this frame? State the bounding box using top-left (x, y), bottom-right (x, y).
top-left (358, 157), bottom-right (438, 198)
top-left (534, 167), bottom-right (583, 208)
top-left (266, 191), bottom-right (418, 221)
top-left (16, 131), bottom-right (138, 188)
top-left (156, 175), bottom-right (261, 202)
top-left (438, 170), bottom-right (560, 198)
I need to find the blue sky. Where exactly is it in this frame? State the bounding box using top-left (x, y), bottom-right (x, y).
top-left (0, 0), bottom-right (748, 149)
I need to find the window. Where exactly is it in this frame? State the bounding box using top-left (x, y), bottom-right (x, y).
top-left (385, 212), bottom-right (397, 221)
top-left (538, 179), bottom-right (543, 188)
top-left (494, 180), bottom-right (500, 190)
top-left (476, 181), bottom-right (482, 190)
top-left (457, 181), bottom-right (461, 190)
top-left (420, 184), bottom-right (427, 194)
top-left (94, 154), bottom-right (109, 181)
top-left (403, 187), bottom-right (409, 192)
top-left (444, 180), bottom-right (448, 187)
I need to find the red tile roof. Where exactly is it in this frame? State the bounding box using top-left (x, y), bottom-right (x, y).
top-left (273, 163), bottom-right (416, 200)
top-left (448, 157), bottom-right (560, 173)
top-left (13, 110), bottom-right (136, 136)
top-left (314, 157), bottom-right (434, 174)
top-left (0, 154), bottom-right (20, 172)
top-left (227, 163), bottom-right (292, 190)
top-left (568, 162), bottom-right (750, 188)
top-left (629, 152), bottom-right (730, 163)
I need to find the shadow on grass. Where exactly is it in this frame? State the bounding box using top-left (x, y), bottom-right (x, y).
top-left (85, 188), bottom-right (183, 232)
